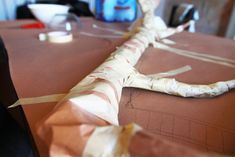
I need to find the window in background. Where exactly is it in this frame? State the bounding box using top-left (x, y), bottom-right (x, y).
top-left (0, 0), bottom-right (35, 20)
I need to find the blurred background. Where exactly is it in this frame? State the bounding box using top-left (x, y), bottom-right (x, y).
top-left (155, 0), bottom-right (235, 39)
top-left (0, 0), bottom-right (234, 39)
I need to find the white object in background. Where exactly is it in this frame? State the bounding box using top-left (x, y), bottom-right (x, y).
top-left (172, 3), bottom-right (199, 33)
top-left (65, 22), bottom-right (72, 31)
top-left (188, 20), bottom-right (196, 33)
top-left (28, 4), bottom-right (69, 24)
top-left (38, 33), bottom-right (47, 41)
top-left (0, 0), bottom-right (35, 20)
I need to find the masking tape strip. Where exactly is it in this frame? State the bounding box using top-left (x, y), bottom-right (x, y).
top-left (79, 31), bottom-right (125, 39)
top-left (148, 65), bottom-right (192, 78)
top-left (154, 42), bottom-right (235, 68)
top-left (161, 39), bottom-right (176, 45)
top-left (9, 66), bottom-right (191, 108)
top-left (165, 44), bottom-right (235, 64)
top-left (8, 94), bottom-right (66, 108)
top-left (83, 123), bottom-right (142, 157)
top-left (92, 24), bottom-right (126, 35)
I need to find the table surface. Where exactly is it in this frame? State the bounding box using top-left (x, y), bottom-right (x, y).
top-left (1, 18), bottom-right (235, 156)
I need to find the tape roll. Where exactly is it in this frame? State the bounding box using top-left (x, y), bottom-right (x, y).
top-left (38, 31), bottom-right (73, 43)
top-left (47, 31), bottom-right (73, 43)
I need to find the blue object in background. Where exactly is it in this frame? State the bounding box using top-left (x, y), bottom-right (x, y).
top-left (95, 0), bottom-right (137, 22)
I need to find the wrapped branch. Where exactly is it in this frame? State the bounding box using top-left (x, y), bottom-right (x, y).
top-left (124, 70), bottom-right (235, 97)
top-left (36, 0), bottom-right (234, 156)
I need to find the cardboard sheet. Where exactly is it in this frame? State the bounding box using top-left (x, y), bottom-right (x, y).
top-left (1, 18), bottom-right (235, 155)
top-left (120, 32), bottom-right (235, 154)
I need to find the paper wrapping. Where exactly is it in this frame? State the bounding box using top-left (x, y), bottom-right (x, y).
top-left (35, 0), bottom-right (235, 156)
top-left (83, 124), bottom-right (142, 157)
top-left (124, 71), bottom-right (235, 97)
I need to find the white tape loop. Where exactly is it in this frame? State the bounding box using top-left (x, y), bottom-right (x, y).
top-left (38, 31), bottom-right (73, 43)
top-left (47, 31), bottom-right (73, 43)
